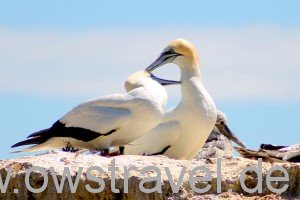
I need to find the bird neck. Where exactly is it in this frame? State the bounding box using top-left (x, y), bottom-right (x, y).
top-left (179, 62), bottom-right (209, 104)
top-left (179, 62), bottom-right (202, 83)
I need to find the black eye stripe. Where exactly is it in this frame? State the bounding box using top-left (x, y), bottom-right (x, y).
top-left (161, 48), bottom-right (176, 56)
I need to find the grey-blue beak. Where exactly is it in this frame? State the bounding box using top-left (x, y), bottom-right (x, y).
top-left (150, 73), bottom-right (181, 86)
top-left (146, 49), bottom-right (182, 72)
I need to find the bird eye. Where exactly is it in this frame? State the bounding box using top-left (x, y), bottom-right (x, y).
top-left (162, 48), bottom-right (176, 56)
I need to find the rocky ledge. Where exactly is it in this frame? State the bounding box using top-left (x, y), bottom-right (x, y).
top-left (0, 151), bottom-right (300, 200)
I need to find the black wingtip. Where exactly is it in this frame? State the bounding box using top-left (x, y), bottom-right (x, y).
top-left (12, 127), bottom-right (51, 148)
top-left (11, 137), bottom-right (39, 148)
top-left (11, 140), bottom-right (29, 148)
top-left (12, 120), bottom-right (118, 149)
top-left (11, 143), bottom-right (20, 148)
top-left (27, 128), bottom-right (50, 138)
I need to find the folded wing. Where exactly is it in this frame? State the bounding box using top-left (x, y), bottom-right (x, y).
top-left (12, 94), bottom-right (132, 150)
top-left (124, 121), bottom-right (180, 156)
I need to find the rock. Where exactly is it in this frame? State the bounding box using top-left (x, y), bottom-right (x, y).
top-left (1, 150), bottom-right (300, 199)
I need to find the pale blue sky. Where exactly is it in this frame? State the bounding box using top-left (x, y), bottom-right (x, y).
top-left (1, 1), bottom-right (300, 159)
top-left (0, 0), bottom-right (300, 28)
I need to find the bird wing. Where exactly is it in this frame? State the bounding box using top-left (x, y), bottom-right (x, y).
top-left (11, 94), bottom-right (136, 151)
top-left (60, 94), bottom-right (133, 134)
top-left (124, 121), bottom-right (180, 156)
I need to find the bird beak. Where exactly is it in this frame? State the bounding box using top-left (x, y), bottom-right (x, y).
top-left (215, 123), bottom-right (246, 148)
top-left (146, 50), bottom-right (181, 72)
top-left (150, 73), bottom-right (181, 86)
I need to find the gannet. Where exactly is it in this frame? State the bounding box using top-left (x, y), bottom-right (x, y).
top-left (125, 39), bottom-right (217, 160)
top-left (124, 110), bottom-right (246, 159)
top-left (235, 143), bottom-right (300, 163)
top-left (11, 71), bottom-right (179, 152)
top-left (211, 111), bottom-right (246, 148)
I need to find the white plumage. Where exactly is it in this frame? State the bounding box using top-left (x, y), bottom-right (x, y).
top-left (124, 110), bottom-right (246, 158)
top-left (12, 71), bottom-right (178, 152)
top-left (124, 121), bottom-right (180, 156)
top-left (125, 39), bottom-right (217, 160)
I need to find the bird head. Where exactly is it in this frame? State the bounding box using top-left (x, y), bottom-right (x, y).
top-left (146, 39), bottom-right (199, 73)
top-left (125, 71), bottom-right (180, 92)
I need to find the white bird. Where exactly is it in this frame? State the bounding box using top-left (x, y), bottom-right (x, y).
top-left (124, 110), bottom-right (246, 158)
top-left (11, 71), bottom-right (179, 152)
top-left (125, 39), bottom-right (217, 160)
